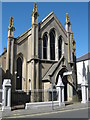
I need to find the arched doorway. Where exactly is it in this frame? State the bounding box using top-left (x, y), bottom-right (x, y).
top-left (56, 68), bottom-right (68, 101)
top-left (62, 75), bottom-right (67, 101)
top-left (16, 57), bottom-right (22, 90)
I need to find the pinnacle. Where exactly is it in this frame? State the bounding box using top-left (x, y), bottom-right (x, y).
top-left (10, 16), bottom-right (14, 27)
top-left (33, 1), bottom-right (37, 12)
top-left (65, 13), bottom-right (71, 25)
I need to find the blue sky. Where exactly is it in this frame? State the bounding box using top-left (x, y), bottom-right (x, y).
top-left (1, 2), bottom-right (88, 58)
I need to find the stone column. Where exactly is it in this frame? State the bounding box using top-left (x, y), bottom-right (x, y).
top-left (67, 76), bottom-right (73, 101)
top-left (87, 87), bottom-right (88, 101)
top-left (67, 33), bottom-right (71, 63)
top-left (58, 87), bottom-right (61, 106)
top-left (6, 39), bottom-right (10, 70)
top-left (10, 39), bottom-right (14, 75)
top-left (7, 87), bottom-right (11, 107)
top-left (62, 87), bottom-right (64, 103)
top-left (62, 39), bottom-right (64, 56)
top-left (31, 61), bottom-right (35, 102)
top-left (42, 38), bottom-right (43, 59)
top-left (55, 32), bottom-right (58, 60)
top-left (47, 34), bottom-right (50, 60)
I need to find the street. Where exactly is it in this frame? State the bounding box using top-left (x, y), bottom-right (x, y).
top-left (2, 107), bottom-right (89, 119)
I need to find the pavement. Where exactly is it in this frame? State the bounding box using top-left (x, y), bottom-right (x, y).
top-left (1, 101), bottom-right (89, 119)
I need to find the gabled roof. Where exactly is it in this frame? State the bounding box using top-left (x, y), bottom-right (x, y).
top-left (77, 52), bottom-right (90, 62)
top-left (39, 11), bottom-right (67, 36)
top-left (15, 11), bottom-right (67, 44)
top-left (1, 11), bottom-right (66, 56)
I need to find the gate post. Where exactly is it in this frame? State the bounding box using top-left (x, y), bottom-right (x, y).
top-left (56, 75), bottom-right (65, 107)
top-left (81, 80), bottom-right (88, 103)
top-left (2, 79), bottom-right (11, 111)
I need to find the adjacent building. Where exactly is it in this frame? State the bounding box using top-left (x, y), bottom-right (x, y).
top-left (77, 53), bottom-right (90, 101)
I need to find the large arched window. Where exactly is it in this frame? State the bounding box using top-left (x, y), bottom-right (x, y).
top-left (16, 57), bottom-right (22, 90)
top-left (50, 29), bottom-right (55, 60)
top-left (58, 36), bottom-right (62, 59)
top-left (43, 33), bottom-right (48, 59)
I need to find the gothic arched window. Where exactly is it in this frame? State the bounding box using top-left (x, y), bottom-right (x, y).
top-left (50, 29), bottom-right (55, 60)
top-left (58, 36), bottom-right (62, 59)
top-left (43, 33), bottom-right (48, 59)
top-left (16, 57), bottom-right (22, 90)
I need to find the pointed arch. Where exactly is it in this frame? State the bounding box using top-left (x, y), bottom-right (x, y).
top-left (16, 57), bottom-right (22, 90)
top-left (58, 35), bottom-right (62, 59)
top-left (43, 33), bottom-right (48, 59)
top-left (56, 68), bottom-right (68, 101)
top-left (49, 28), bottom-right (55, 60)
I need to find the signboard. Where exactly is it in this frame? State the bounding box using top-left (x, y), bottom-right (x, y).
top-left (63, 71), bottom-right (72, 76)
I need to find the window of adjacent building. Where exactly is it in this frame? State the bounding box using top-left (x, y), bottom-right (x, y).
top-left (43, 33), bottom-right (48, 59)
top-left (16, 57), bottom-right (22, 90)
top-left (50, 29), bottom-right (55, 60)
top-left (58, 36), bottom-right (62, 59)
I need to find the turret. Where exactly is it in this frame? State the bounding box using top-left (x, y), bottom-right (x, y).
top-left (32, 2), bottom-right (39, 26)
top-left (31, 2), bottom-right (39, 58)
top-left (6, 16), bottom-right (15, 75)
top-left (65, 13), bottom-right (73, 63)
top-left (8, 16), bottom-right (15, 37)
top-left (31, 2), bottom-right (40, 102)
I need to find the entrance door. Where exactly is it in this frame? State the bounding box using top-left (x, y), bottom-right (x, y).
top-left (62, 76), bottom-right (67, 101)
top-left (16, 57), bottom-right (22, 90)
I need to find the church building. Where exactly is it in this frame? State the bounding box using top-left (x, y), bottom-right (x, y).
top-left (0, 2), bottom-right (77, 104)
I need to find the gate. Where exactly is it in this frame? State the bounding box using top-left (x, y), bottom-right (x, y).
top-left (11, 90), bottom-right (30, 106)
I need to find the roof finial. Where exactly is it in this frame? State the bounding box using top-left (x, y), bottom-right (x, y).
top-left (10, 16), bottom-right (14, 27)
top-left (32, 2), bottom-right (39, 16)
top-left (65, 13), bottom-right (71, 25)
top-left (33, 1), bottom-right (37, 13)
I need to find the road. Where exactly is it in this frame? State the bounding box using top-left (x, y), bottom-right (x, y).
top-left (2, 107), bottom-right (89, 119)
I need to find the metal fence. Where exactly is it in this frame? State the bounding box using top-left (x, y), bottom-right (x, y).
top-left (30, 89), bottom-right (58, 102)
top-left (11, 89), bottom-right (59, 106)
top-left (11, 90), bottom-right (30, 106)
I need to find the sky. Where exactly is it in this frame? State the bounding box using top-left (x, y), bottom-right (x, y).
top-left (1, 2), bottom-right (88, 58)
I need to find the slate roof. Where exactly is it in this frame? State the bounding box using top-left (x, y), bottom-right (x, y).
top-left (77, 52), bottom-right (90, 62)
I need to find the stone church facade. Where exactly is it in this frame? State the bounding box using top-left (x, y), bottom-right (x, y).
top-left (0, 2), bottom-right (77, 103)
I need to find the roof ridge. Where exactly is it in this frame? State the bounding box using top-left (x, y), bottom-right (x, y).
top-left (16, 28), bottom-right (31, 40)
top-left (77, 52), bottom-right (90, 62)
top-left (41, 11), bottom-right (54, 23)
